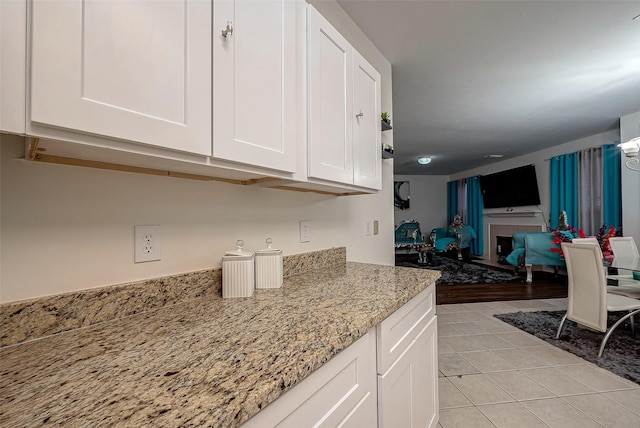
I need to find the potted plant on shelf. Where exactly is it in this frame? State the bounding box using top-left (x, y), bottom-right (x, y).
top-left (381, 112), bottom-right (391, 126)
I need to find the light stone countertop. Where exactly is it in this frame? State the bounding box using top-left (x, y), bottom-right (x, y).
top-left (0, 262), bottom-right (439, 427)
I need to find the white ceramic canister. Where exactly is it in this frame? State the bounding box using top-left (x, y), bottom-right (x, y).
top-left (222, 240), bottom-right (255, 298)
top-left (255, 238), bottom-right (283, 289)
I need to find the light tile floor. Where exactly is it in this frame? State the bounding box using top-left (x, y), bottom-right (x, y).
top-left (436, 298), bottom-right (640, 428)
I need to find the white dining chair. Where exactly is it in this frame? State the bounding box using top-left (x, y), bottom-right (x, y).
top-left (608, 237), bottom-right (639, 275)
top-left (571, 237), bottom-right (599, 245)
top-left (556, 242), bottom-right (640, 357)
top-left (571, 237), bottom-right (640, 298)
top-left (605, 237), bottom-right (640, 298)
top-left (608, 237), bottom-right (640, 258)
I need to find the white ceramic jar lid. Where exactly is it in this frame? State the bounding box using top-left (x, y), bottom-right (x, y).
top-left (256, 238), bottom-right (282, 254)
top-left (224, 240), bottom-right (254, 257)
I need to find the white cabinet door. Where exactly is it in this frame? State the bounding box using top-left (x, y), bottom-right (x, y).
top-left (1, 0), bottom-right (26, 134)
top-left (242, 329), bottom-right (377, 428)
top-left (213, 0), bottom-right (298, 173)
top-left (30, 0), bottom-right (211, 156)
top-left (378, 317), bottom-right (439, 428)
top-left (307, 5), bottom-right (354, 184)
top-left (353, 51), bottom-right (381, 190)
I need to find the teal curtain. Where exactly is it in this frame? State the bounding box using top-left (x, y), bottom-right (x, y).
top-left (550, 153), bottom-right (579, 228)
top-left (447, 180), bottom-right (458, 224)
top-left (603, 143), bottom-right (622, 229)
top-left (466, 175), bottom-right (484, 255)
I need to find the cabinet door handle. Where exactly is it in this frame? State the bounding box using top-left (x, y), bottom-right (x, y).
top-left (222, 21), bottom-right (233, 38)
top-left (355, 111), bottom-right (364, 118)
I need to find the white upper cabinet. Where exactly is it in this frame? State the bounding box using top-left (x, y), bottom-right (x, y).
top-left (307, 6), bottom-right (381, 190)
top-left (1, 0), bottom-right (27, 134)
top-left (21, 0), bottom-right (380, 193)
top-left (307, 5), bottom-right (354, 184)
top-left (30, 0), bottom-right (212, 156)
top-left (213, 0), bottom-right (299, 173)
top-left (353, 51), bottom-right (382, 190)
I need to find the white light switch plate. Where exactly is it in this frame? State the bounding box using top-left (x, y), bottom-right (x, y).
top-left (300, 220), bottom-right (311, 243)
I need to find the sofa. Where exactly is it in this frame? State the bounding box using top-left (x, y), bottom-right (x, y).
top-left (505, 232), bottom-right (565, 283)
top-left (425, 215), bottom-right (476, 261)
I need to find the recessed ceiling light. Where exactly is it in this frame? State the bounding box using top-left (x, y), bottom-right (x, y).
top-left (484, 154), bottom-right (504, 159)
top-left (417, 156), bottom-right (432, 165)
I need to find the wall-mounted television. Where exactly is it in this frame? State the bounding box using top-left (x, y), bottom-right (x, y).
top-left (479, 164), bottom-right (541, 209)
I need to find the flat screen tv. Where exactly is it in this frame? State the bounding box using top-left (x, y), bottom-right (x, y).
top-left (480, 164), bottom-right (540, 209)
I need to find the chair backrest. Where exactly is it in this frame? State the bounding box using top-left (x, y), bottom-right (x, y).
top-left (572, 237), bottom-right (599, 245)
top-left (608, 237), bottom-right (639, 258)
top-left (561, 242), bottom-right (608, 333)
top-left (394, 220), bottom-right (424, 244)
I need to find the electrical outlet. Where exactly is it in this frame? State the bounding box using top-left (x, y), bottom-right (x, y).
top-left (135, 225), bottom-right (162, 263)
top-left (300, 220), bottom-right (311, 243)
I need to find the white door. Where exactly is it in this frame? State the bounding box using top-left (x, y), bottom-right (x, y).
top-left (307, 6), bottom-right (354, 184)
top-left (378, 317), bottom-right (439, 428)
top-left (213, 0), bottom-right (298, 172)
top-left (30, 0), bottom-right (211, 156)
top-left (353, 51), bottom-right (381, 190)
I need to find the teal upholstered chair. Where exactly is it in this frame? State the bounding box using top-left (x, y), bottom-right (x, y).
top-left (427, 215), bottom-right (476, 261)
top-left (506, 231), bottom-right (566, 283)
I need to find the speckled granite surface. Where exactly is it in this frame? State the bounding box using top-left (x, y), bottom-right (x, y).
top-left (0, 247), bottom-right (346, 347)
top-left (0, 252), bottom-right (439, 427)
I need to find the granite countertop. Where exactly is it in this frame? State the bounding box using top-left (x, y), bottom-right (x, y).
top-left (0, 262), bottom-right (439, 427)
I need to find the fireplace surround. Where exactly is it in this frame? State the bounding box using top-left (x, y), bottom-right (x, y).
top-left (487, 224), bottom-right (544, 264)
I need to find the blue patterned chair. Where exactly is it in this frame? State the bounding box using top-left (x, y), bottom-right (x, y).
top-left (394, 220), bottom-right (427, 262)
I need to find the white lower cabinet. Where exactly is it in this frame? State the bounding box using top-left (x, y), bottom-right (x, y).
top-left (242, 286), bottom-right (438, 428)
top-left (376, 286), bottom-right (439, 428)
top-left (377, 317), bottom-right (438, 428)
top-left (242, 328), bottom-right (377, 428)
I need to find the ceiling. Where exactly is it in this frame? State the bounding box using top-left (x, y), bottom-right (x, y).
top-left (337, 0), bottom-right (640, 175)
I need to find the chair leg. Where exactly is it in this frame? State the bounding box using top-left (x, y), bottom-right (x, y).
top-left (598, 309), bottom-right (640, 357)
top-left (556, 313), bottom-right (568, 339)
top-left (525, 265), bottom-right (532, 283)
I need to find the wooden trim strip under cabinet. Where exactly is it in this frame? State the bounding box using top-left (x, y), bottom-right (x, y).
top-left (29, 153), bottom-right (278, 186)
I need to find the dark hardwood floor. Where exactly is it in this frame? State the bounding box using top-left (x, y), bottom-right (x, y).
top-left (438, 258), bottom-right (568, 304)
top-left (396, 254), bottom-right (568, 304)
top-left (436, 274), bottom-right (568, 305)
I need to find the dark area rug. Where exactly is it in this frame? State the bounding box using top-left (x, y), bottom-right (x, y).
top-left (395, 253), bottom-right (522, 286)
top-left (495, 310), bottom-right (640, 384)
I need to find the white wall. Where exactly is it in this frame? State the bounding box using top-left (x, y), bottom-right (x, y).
top-left (0, 137), bottom-right (395, 303)
top-left (620, 111), bottom-right (640, 244)
top-left (0, 1), bottom-right (395, 303)
top-left (393, 175), bottom-right (448, 234)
